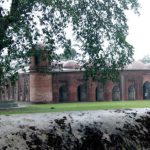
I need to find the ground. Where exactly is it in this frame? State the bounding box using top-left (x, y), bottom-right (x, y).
top-left (1, 100), bottom-right (150, 115)
top-left (0, 108), bottom-right (150, 149)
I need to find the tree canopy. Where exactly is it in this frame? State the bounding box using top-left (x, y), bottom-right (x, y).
top-left (59, 40), bottom-right (78, 60)
top-left (140, 55), bottom-right (150, 64)
top-left (0, 0), bottom-right (140, 84)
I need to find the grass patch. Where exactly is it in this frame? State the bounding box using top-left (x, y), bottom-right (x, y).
top-left (0, 100), bottom-right (150, 115)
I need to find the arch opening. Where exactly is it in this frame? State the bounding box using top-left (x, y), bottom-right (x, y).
top-left (112, 85), bottom-right (120, 101)
top-left (128, 85), bottom-right (135, 100)
top-left (59, 85), bottom-right (68, 102)
top-left (96, 86), bottom-right (104, 101)
top-left (143, 81), bottom-right (150, 100)
top-left (77, 84), bottom-right (87, 102)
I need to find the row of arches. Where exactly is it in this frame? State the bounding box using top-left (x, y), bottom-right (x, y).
top-left (59, 84), bottom-right (88, 102)
top-left (127, 81), bottom-right (150, 100)
top-left (59, 82), bottom-right (150, 102)
top-left (59, 84), bottom-right (122, 102)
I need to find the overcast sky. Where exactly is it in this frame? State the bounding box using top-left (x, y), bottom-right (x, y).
top-left (127, 0), bottom-right (150, 60)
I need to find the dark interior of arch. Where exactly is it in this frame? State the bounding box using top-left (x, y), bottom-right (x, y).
top-left (143, 81), bottom-right (150, 100)
top-left (128, 85), bottom-right (135, 100)
top-left (59, 85), bottom-right (68, 102)
top-left (112, 85), bottom-right (120, 101)
top-left (77, 84), bottom-right (87, 102)
top-left (96, 86), bottom-right (104, 101)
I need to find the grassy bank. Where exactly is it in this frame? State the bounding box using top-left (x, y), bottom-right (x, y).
top-left (0, 100), bottom-right (150, 115)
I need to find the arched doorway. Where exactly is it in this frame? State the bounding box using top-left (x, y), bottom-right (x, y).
top-left (112, 85), bottom-right (120, 101)
top-left (128, 85), bottom-right (135, 100)
top-left (143, 81), bottom-right (150, 99)
top-left (77, 84), bottom-right (87, 101)
top-left (59, 85), bottom-right (68, 102)
top-left (96, 86), bottom-right (104, 101)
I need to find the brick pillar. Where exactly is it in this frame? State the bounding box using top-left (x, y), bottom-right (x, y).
top-left (120, 74), bottom-right (125, 100)
top-left (68, 83), bottom-right (77, 102)
top-left (67, 75), bottom-right (77, 102)
top-left (30, 73), bottom-right (53, 103)
top-left (29, 44), bottom-right (53, 103)
top-left (88, 82), bottom-right (96, 102)
top-left (104, 81), bottom-right (113, 101)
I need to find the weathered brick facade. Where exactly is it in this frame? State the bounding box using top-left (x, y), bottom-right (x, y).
top-left (1, 69), bottom-right (150, 103)
top-left (0, 73), bottom-right (30, 102)
top-left (52, 70), bottom-right (150, 102)
top-left (1, 48), bottom-right (150, 103)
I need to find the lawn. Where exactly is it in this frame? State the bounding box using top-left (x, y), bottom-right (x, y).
top-left (0, 100), bottom-right (150, 115)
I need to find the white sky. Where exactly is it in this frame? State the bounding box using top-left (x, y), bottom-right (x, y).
top-left (127, 0), bottom-right (150, 60)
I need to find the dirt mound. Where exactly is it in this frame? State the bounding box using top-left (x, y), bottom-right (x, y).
top-left (0, 109), bottom-right (150, 149)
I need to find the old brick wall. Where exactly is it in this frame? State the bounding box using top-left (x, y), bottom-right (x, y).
top-left (52, 71), bottom-right (119, 102)
top-left (52, 70), bottom-right (150, 102)
top-left (1, 70), bottom-right (150, 102)
top-left (30, 72), bottom-right (53, 103)
top-left (0, 73), bottom-right (30, 102)
top-left (121, 70), bottom-right (150, 100)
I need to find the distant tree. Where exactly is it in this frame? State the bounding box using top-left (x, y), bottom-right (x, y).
top-left (59, 40), bottom-right (77, 60)
top-left (0, 0), bottom-right (140, 85)
top-left (140, 55), bottom-right (150, 64)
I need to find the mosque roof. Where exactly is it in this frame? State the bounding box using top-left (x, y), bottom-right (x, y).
top-left (62, 60), bottom-right (150, 70)
top-left (52, 60), bottom-right (150, 71)
top-left (63, 60), bottom-right (80, 69)
top-left (125, 61), bottom-right (150, 70)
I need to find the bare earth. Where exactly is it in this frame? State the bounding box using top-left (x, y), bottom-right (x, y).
top-left (0, 108), bottom-right (150, 150)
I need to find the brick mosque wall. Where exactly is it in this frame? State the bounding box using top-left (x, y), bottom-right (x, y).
top-left (52, 71), bottom-right (114, 102)
top-left (0, 73), bottom-right (30, 102)
top-left (52, 70), bottom-right (150, 102)
top-left (0, 70), bottom-right (150, 102)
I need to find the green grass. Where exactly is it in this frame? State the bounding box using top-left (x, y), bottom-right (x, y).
top-left (0, 100), bottom-right (150, 115)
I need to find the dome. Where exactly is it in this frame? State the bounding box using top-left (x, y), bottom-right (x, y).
top-left (63, 60), bottom-right (80, 69)
top-left (125, 61), bottom-right (149, 70)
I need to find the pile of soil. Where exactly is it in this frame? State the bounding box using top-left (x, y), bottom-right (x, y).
top-left (0, 109), bottom-right (150, 149)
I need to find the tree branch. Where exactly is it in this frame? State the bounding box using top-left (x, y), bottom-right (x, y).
top-left (0, 7), bottom-right (2, 18)
top-left (10, 0), bottom-right (20, 16)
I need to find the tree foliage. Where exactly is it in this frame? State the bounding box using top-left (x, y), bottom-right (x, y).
top-left (140, 55), bottom-right (150, 64)
top-left (59, 40), bottom-right (77, 60)
top-left (0, 0), bottom-right (140, 85)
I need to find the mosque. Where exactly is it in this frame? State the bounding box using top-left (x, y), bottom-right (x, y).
top-left (1, 48), bottom-right (150, 103)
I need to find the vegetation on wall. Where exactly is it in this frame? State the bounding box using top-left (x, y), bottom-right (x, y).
top-left (0, 0), bottom-right (140, 85)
